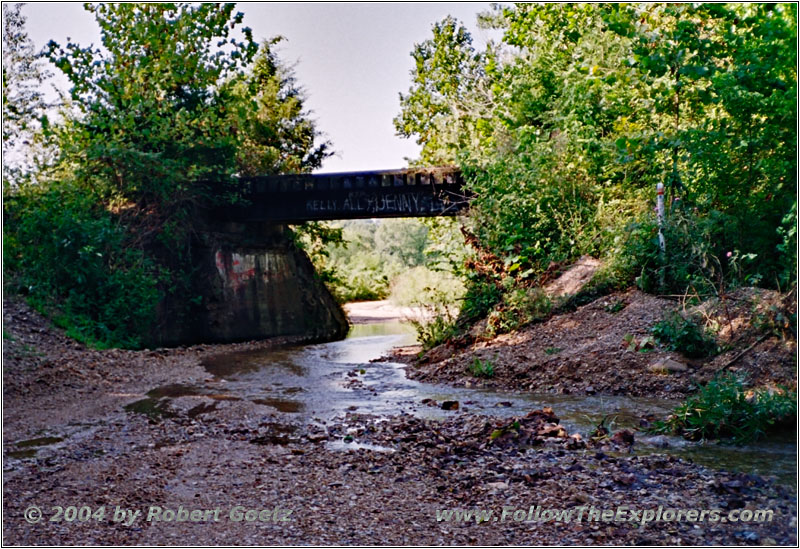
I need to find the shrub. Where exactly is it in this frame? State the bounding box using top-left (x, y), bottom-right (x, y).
top-left (651, 311), bottom-right (719, 358)
top-left (331, 253), bottom-right (394, 302)
top-left (751, 297), bottom-right (797, 340)
top-left (652, 373), bottom-right (797, 443)
top-left (467, 357), bottom-right (495, 378)
top-left (405, 288), bottom-right (459, 351)
top-left (389, 266), bottom-right (464, 307)
top-left (507, 287), bottom-right (551, 323)
top-left (4, 182), bottom-right (158, 348)
top-left (486, 286), bottom-right (551, 337)
top-left (458, 276), bottom-right (502, 324)
top-left (409, 314), bottom-right (458, 352)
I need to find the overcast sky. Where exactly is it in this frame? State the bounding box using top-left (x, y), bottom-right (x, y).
top-left (21, 2), bottom-right (496, 173)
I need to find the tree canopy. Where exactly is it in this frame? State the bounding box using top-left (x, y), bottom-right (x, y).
top-left (396, 3), bottom-right (796, 312)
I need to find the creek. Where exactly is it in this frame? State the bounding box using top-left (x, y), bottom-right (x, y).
top-left (132, 320), bottom-right (796, 490)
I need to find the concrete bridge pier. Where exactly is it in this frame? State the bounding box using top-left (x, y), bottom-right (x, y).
top-left (151, 221), bottom-right (348, 346)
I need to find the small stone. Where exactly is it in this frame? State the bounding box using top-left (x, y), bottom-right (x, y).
top-left (738, 531), bottom-right (759, 543)
top-left (644, 435), bottom-right (671, 448)
top-left (571, 491), bottom-right (590, 504)
top-left (610, 429), bottom-right (635, 446)
top-left (441, 400), bottom-right (459, 411)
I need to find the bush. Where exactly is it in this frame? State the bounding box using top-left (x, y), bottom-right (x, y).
top-left (652, 373), bottom-right (797, 443)
top-left (458, 276), bottom-right (502, 324)
top-left (651, 311), bottom-right (719, 358)
top-left (4, 183), bottom-right (158, 348)
top-left (467, 357), bottom-right (495, 378)
top-left (330, 252), bottom-right (396, 302)
top-left (402, 285), bottom-right (460, 351)
top-left (409, 313), bottom-right (458, 352)
top-left (314, 219), bottom-right (458, 304)
top-left (486, 286), bottom-right (551, 337)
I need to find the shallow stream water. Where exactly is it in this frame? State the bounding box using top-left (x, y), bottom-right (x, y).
top-left (139, 321), bottom-right (796, 490)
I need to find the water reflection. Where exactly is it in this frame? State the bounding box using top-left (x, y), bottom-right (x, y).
top-left (156, 321), bottom-right (796, 489)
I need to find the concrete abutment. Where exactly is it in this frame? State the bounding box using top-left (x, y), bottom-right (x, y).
top-left (150, 221), bottom-right (348, 346)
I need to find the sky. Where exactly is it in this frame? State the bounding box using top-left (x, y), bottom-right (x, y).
top-left (20, 2), bottom-right (497, 174)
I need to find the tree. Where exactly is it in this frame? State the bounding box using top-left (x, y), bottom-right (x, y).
top-left (2, 2), bottom-right (51, 181)
top-left (45, 3), bottom-right (258, 211)
top-left (396, 3), bottom-right (797, 306)
top-left (394, 16), bottom-right (494, 165)
top-left (5, 3), bottom-right (336, 348)
top-left (234, 39), bottom-right (331, 176)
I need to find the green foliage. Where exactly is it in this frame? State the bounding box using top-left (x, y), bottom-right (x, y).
top-left (290, 221), bottom-right (344, 287)
top-left (652, 373), bottom-right (797, 443)
top-left (234, 39), bottom-right (332, 176)
top-left (467, 357), bottom-right (495, 378)
top-left (407, 290), bottom-right (459, 351)
top-left (394, 16), bottom-right (491, 165)
top-left (651, 311), bottom-right (719, 359)
top-left (459, 277), bottom-right (502, 324)
top-left (4, 182), bottom-right (158, 348)
top-left (5, 5), bottom-right (330, 348)
top-left (309, 218), bottom-right (467, 304)
top-left (45, 4), bottom-right (257, 206)
top-left (751, 300), bottom-right (797, 340)
top-left (320, 220), bottom-right (403, 302)
top-left (390, 266), bottom-right (464, 308)
top-left (397, 3), bottom-right (797, 299)
top-left (486, 286), bottom-right (551, 337)
top-left (2, 3), bottom-right (52, 181)
top-left (604, 300), bottom-right (626, 314)
top-left (622, 333), bottom-right (656, 353)
top-left (776, 200), bottom-right (797, 290)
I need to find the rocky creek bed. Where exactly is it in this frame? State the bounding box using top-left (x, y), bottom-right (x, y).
top-left (2, 297), bottom-right (797, 545)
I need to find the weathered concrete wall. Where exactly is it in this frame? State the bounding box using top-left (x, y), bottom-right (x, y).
top-left (151, 221), bottom-right (348, 346)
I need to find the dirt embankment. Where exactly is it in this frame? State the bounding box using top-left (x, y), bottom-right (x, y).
top-left (2, 296), bottom-right (797, 545)
top-left (392, 287), bottom-right (796, 400)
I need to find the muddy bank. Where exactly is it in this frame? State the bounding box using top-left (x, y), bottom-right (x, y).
top-left (2, 297), bottom-right (797, 545)
top-left (2, 297), bottom-right (312, 445)
top-left (391, 288), bottom-right (796, 400)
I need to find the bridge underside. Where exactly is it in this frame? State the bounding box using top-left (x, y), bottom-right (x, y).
top-left (215, 167), bottom-right (467, 223)
top-left (155, 167), bottom-right (466, 346)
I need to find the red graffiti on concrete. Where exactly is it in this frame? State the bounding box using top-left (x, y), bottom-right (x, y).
top-left (215, 250), bottom-right (256, 291)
